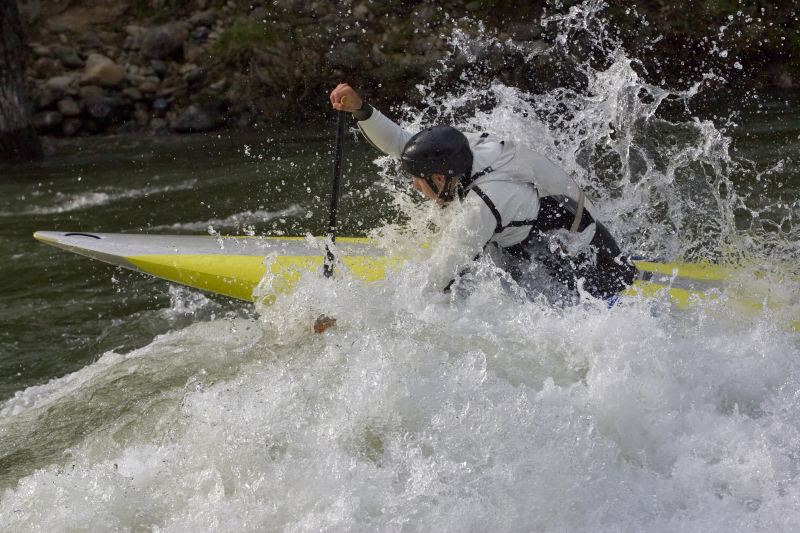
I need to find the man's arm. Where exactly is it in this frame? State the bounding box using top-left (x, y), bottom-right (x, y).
top-left (330, 83), bottom-right (413, 158)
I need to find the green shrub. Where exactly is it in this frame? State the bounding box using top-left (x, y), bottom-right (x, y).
top-left (212, 19), bottom-right (278, 64)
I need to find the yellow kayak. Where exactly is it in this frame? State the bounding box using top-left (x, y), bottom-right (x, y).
top-left (33, 231), bottom-right (798, 330)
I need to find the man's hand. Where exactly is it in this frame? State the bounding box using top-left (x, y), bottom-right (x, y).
top-left (313, 314), bottom-right (337, 334)
top-left (330, 83), bottom-right (363, 112)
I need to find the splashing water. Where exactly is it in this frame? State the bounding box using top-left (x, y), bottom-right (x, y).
top-left (2, 2), bottom-right (799, 531)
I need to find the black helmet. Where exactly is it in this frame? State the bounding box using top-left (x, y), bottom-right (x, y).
top-left (400, 126), bottom-right (473, 201)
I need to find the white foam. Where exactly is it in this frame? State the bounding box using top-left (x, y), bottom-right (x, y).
top-left (0, 180), bottom-right (198, 216)
top-left (1, 265), bottom-right (798, 531)
top-left (151, 205), bottom-right (305, 232)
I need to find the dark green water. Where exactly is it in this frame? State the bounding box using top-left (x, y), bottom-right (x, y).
top-left (0, 93), bottom-right (798, 402)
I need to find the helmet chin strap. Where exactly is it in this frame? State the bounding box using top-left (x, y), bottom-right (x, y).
top-left (424, 175), bottom-right (456, 203)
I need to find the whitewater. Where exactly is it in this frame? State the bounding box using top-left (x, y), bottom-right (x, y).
top-left (2, 2), bottom-right (799, 531)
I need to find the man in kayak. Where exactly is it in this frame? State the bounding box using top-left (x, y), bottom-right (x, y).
top-left (329, 83), bottom-right (637, 304)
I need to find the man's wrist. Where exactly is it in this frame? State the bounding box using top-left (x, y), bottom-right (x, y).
top-left (352, 102), bottom-right (373, 121)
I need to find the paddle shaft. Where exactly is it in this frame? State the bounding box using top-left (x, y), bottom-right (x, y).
top-left (324, 110), bottom-right (346, 277)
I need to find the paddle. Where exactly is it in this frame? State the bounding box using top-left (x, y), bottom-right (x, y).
top-left (324, 109), bottom-right (346, 277)
top-left (315, 108), bottom-right (346, 333)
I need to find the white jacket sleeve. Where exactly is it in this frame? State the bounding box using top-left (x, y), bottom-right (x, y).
top-left (427, 191), bottom-right (498, 291)
top-left (357, 109), bottom-right (414, 158)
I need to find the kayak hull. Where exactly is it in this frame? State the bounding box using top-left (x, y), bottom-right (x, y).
top-left (33, 231), bottom-right (798, 331)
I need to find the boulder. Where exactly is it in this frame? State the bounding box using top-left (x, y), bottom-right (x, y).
top-left (78, 32), bottom-right (103, 50)
top-left (46, 75), bottom-right (76, 93)
top-left (209, 78), bottom-right (228, 92)
top-left (125, 25), bottom-right (145, 37)
top-left (82, 94), bottom-right (111, 121)
top-left (191, 27), bottom-right (211, 41)
top-left (34, 87), bottom-right (60, 109)
top-left (139, 78), bottom-right (160, 94)
top-left (150, 60), bottom-right (168, 77)
top-left (52, 45), bottom-right (84, 69)
top-left (169, 104), bottom-right (222, 133)
top-left (133, 105), bottom-right (151, 125)
top-left (189, 10), bottom-right (217, 27)
top-left (33, 111), bottom-right (64, 133)
top-left (122, 87), bottom-right (143, 101)
top-left (62, 119), bottom-right (82, 137)
top-left (80, 53), bottom-right (125, 87)
top-left (79, 85), bottom-right (105, 101)
top-left (123, 35), bottom-right (141, 51)
top-left (151, 97), bottom-right (171, 117)
top-left (140, 24), bottom-right (188, 60)
top-left (33, 57), bottom-right (63, 78)
top-left (57, 98), bottom-right (81, 117)
top-left (30, 43), bottom-right (52, 58)
top-left (183, 67), bottom-right (207, 85)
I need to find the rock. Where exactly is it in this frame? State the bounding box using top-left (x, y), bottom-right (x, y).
top-left (156, 86), bottom-right (176, 97)
top-left (33, 111), bottom-right (64, 133)
top-left (189, 10), bottom-right (216, 27)
top-left (209, 78), bottom-right (228, 92)
top-left (62, 119), bottom-right (82, 137)
top-left (150, 60), bottom-right (168, 77)
top-left (123, 35), bottom-right (141, 51)
top-left (79, 85), bottom-right (105, 101)
top-left (125, 25), bottom-right (145, 37)
top-left (46, 75), bottom-right (76, 93)
top-left (122, 87), bottom-right (143, 100)
top-left (33, 57), bottom-right (63, 78)
top-left (52, 45), bottom-right (84, 69)
top-left (81, 93), bottom-right (131, 130)
top-left (80, 53), bottom-right (125, 87)
top-left (30, 43), bottom-right (53, 57)
top-left (78, 32), bottom-right (103, 50)
top-left (192, 27), bottom-right (211, 41)
top-left (82, 94), bottom-right (111, 121)
top-left (179, 63), bottom-right (198, 75)
top-left (57, 98), bottom-right (81, 117)
top-left (47, 19), bottom-right (71, 34)
top-left (183, 67), bottom-right (207, 85)
top-left (169, 104), bottom-right (222, 133)
top-left (249, 6), bottom-right (268, 20)
top-left (151, 97), bottom-right (171, 117)
top-left (140, 24), bottom-right (188, 60)
top-left (18, 0), bottom-right (41, 25)
top-left (139, 78), bottom-right (160, 94)
top-left (133, 105), bottom-right (151, 125)
top-left (34, 87), bottom-right (59, 109)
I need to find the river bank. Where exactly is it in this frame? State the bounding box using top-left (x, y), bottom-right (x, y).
top-left (17, 0), bottom-right (800, 139)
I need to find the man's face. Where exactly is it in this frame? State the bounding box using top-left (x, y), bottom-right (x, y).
top-left (412, 174), bottom-right (448, 204)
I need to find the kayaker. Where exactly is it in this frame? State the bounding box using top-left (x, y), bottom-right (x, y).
top-left (329, 83), bottom-right (638, 303)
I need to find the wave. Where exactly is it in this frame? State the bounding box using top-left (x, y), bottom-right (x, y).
top-left (150, 205), bottom-right (305, 232)
top-left (0, 180), bottom-right (199, 216)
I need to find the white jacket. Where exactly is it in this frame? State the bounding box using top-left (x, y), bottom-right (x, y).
top-left (358, 108), bottom-right (592, 290)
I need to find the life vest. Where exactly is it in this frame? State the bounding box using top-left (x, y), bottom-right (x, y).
top-left (461, 133), bottom-right (592, 234)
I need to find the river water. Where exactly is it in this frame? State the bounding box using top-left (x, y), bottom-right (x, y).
top-left (2, 6), bottom-right (800, 531)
